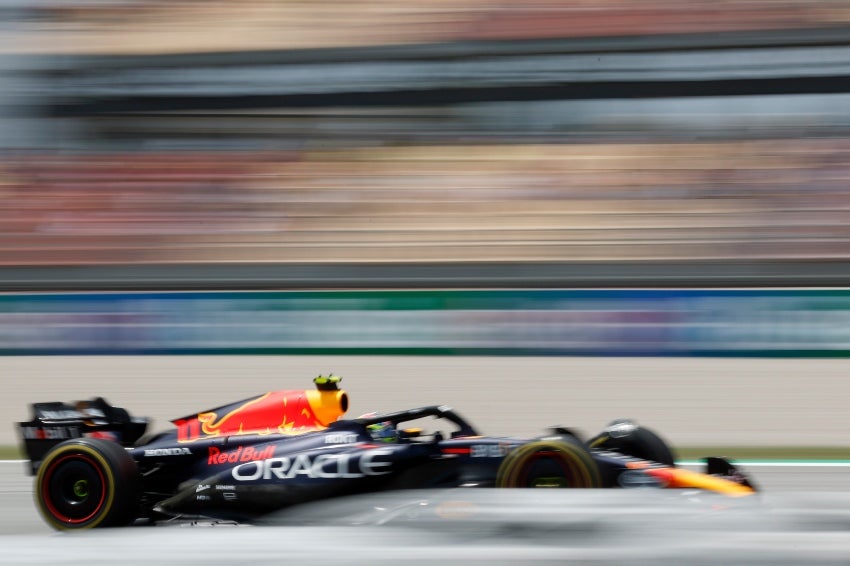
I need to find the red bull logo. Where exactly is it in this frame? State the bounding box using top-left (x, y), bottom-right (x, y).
top-left (197, 391), bottom-right (322, 437)
top-left (173, 386), bottom-right (348, 442)
top-left (207, 445), bottom-right (275, 465)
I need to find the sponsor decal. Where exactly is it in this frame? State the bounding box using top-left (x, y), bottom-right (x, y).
top-left (324, 433), bottom-right (359, 444)
top-left (470, 444), bottom-right (513, 458)
top-left (207, 445), bottom-right (274, 465)
top-left (195, 484), bottom-right (211, 493)
top-left (618, 470), bottom-right (665, 489)
top-left (232, 448), bottom-right (393, 481)
top-left (143, 447), bottom-right (192, 457)
top-left (222, 492), bottom-right (238, 501)
top-left (20, 426), bottom-right (80, 440)
top-left (196, 495), bottom-right (211, 501)
top-left (216, 485), bottom-right (235, 490)
top-left (37, 409), bottom-right (82, 420)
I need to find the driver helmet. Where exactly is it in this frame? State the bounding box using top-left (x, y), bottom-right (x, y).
top-left (360, 413), bottom-right (397, 443)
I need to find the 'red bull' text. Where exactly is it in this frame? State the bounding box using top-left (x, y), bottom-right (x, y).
top-left (208, 445), bottom-right (275, 465)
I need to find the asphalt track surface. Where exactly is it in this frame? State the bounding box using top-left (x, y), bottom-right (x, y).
top-left (2, 461), bottom-right (849, 564)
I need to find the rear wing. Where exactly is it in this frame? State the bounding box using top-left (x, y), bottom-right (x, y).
top-left (17, 397), bottom-right (148, 475)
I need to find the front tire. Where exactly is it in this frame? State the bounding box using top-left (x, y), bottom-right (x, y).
top-left (587, 421), bottom-right (677, 467)
top-left (35, 438), bottom-right (139, 530)
top-left (496, 437), bottom-right (601, 488)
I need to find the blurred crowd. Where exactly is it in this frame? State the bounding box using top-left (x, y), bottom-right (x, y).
top-left (3, 1), bottom-right (850, 268)
top-left (3, 139), bottom-right (849, 265)
top-left (9, 0), bottom-right (850, 54)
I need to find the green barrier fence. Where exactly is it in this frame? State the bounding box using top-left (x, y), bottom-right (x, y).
top-left (1, 289), bottom-right (849, 356)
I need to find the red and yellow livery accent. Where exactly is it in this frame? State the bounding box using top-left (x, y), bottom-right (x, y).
top-left (173, 376), bottom-right (349, 442)
top-left (645, 467), bottom-right (755, 497)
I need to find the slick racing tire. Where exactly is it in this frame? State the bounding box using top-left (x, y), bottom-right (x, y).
top-left (496, 437), bottom-right (601, 488)
top-left (35, 438), bottom-right (139, 530)
top-left (587, 423), bottom-right (677, 467)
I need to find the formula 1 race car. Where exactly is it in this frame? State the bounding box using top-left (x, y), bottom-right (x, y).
top-left (17, 376), bottom-right (757, 530)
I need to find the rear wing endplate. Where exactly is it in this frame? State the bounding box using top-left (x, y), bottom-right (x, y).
top-left (17, 397), bottom-right (148, 475)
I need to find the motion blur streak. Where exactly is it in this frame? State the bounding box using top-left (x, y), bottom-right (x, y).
top-left (5, 1), bottom-right (850, 55)
top-left (3, 2), bottom-right (850, 277)
top-left (2, 483), bottom-right (850, 565)
top-left (2, 141), bottom-right (850, 265)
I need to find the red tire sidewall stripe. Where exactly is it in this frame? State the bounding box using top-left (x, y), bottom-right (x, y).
top-left (41, 453), bottom-right (108, 525)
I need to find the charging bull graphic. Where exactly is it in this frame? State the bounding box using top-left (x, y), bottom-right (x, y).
top-left (173, 376), bottom-right (349, 443)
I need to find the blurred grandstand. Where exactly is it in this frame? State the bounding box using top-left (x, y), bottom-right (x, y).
top-left (2, 0), bottom-right (850, 289)
top-left (7, 1), bottom-right (850, 54)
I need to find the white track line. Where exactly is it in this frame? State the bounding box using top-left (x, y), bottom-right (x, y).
top-left (679, 461), bottom-right (850, 467)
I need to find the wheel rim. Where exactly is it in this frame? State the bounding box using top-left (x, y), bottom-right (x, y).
top-left (517, 450), bottom-right (575, 488)
top-left (41, 453), bottom-right (107, 525)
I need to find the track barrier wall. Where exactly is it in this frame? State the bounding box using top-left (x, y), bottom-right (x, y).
top-left (2, 289), bottom-right (849, 356)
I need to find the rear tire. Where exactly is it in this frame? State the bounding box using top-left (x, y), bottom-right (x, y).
top-left (587, 422), bottom-right (677, 467)
top-left (496, 437), bottom-right (601, 488)
top-left (35, 438), bottom-right (139, 530)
